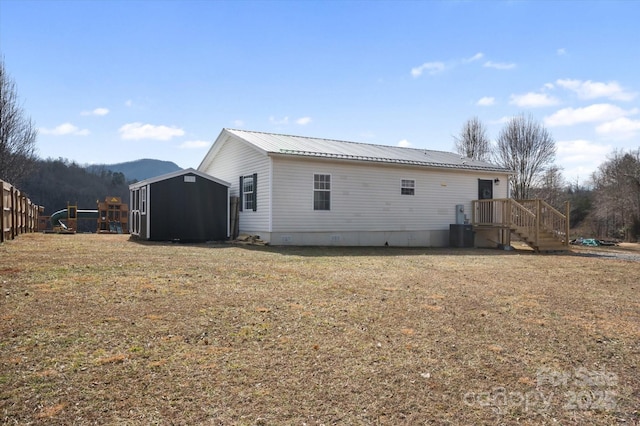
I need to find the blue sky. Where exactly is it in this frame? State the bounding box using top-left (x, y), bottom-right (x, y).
top-left (1, 0), bottom-right (639, 185)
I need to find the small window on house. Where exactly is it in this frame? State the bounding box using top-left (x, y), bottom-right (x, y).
top-left (239, 174), bottom-right (257, 212)
top-left (401, 179), bottom-right (415, 195)
top-left (141, 187), bottom-right (147, 214)
top-left (243, 175), bottom-right (254, 211)
top-left (314, 174), bottom-right (331, 210)
top-left (184, 175), bottom-right (196, 183)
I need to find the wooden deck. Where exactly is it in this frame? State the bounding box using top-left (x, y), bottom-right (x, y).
top-left (471, 198), bottom-right (570, 252)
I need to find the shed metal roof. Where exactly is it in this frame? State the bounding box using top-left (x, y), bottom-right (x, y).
top-left (129, 168), bottom-right (231, 190)
top-left (224, 128), bottom-right (511, 173)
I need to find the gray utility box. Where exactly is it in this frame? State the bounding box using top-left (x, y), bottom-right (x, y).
top-left (449, 224), bottom-right (474, 248)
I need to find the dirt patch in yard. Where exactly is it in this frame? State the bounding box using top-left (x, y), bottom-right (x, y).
top-left (1, 234), bottom-right (638, 424)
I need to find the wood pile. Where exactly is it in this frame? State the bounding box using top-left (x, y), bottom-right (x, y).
top-left (232, 234), bottom-right (267, 246)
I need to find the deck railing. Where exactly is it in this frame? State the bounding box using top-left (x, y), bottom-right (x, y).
top-left (472, 198), bottom-right (570, 248)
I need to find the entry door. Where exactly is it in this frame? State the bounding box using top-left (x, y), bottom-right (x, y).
top-left (477, 179), bottom-right (494, 223)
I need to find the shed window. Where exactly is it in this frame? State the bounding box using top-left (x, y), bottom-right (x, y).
top-left (141, 187), bottom-right (147, 214)
top-left (313, 174), bottom-right (331, 210)
top-left (239, 173), bottom-right (257, 212)
top-left (401, 179), bottom-right (415, 195)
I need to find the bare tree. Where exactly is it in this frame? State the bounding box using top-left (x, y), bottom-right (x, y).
top-left (590, 149), bottom-right (640, 241)
top-left (0, 58), bottom-right (38, 186)
top-left (532, 165), bottom-right (565, 209)
top-left (453, 116), bottom-right (491, 161)
top-left (494, 114), bottom-right (556, 199)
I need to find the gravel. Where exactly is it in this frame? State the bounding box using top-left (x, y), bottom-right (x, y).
top-left (571, 248), bottom-right (640, 262)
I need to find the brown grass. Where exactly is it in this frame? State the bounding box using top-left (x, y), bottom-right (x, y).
top-left (1, 233), bottom-right (639, 425)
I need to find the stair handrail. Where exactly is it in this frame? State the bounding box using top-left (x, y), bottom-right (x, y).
top-left (537, 199), bottom-right (569, 246)
top-left (472, 198), bottom-right (570, 249)
top-left (515, 199), bottom-right (570, 247)
top-left (508, 199), bottom-right (538, 247)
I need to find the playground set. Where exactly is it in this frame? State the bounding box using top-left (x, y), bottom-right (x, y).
top-left (42, 196), bottom-right (129, 234)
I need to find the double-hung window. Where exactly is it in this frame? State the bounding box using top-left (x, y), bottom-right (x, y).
top-left (243, 175), bottom-right (254, 211)
top-left (239, 173), bottom-right (257, 212)
top-left (401, 179), bottom-right (415, 195)
top-left (313, 174), bottom-right (331, 210)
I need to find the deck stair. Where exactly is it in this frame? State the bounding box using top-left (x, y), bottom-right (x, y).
top-left (472, 198), bottom-right (570, 252)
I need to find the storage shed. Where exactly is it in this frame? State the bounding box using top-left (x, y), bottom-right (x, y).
top-left (129, 168), bottom-right (230, 242)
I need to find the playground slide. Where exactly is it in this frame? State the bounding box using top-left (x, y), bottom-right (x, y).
top-left (49, 209), bottom-right (99, 228)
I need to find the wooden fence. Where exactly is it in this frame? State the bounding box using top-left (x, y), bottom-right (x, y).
top-left (1, 179), bottom-right (42, 243)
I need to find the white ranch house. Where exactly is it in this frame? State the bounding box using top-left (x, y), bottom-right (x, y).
top-left (198, 129), bottom-right (512, 247)
top-left (198, 129), bottom-right (511, 247)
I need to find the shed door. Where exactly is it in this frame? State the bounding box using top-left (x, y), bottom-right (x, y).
top-left (477, 179), bottom-right (494, 224)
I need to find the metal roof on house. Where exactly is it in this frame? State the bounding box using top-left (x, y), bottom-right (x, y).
top-left (224, 128), bottom-right (510, 173)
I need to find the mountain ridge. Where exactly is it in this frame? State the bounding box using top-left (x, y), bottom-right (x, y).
top-left (86, 158), bottom-right (182, 182)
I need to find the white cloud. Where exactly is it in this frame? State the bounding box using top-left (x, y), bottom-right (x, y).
top-left (119, 122), bottom-right (185, 140)
top-left (595, 117), bottom-right (640, 139)
top-left (464, 52), bottom-right (484, 63)
top-left (296, 116), bottom-right (312, 125)
top-left (178, 140), bottom-right (210, 149)
top-left (397, 139), bottom-right (411, 148)
top-left (557, 139), bottom-right (611, 163)
top-left (411, 62), bottom-right (446, 77)
top-left (483, 61), bottom-right (516, 70)
top-left (556, 79), bottom-right (637, 101)
top-left (232, 119), bottom-right (245, 127)
top-left (40, 122), bottom-right (90, 136)
top-left (509, 92), bottom-right (560, 107)
top-left (557, 48), bottom-right (567, 56)
top-left (477, 96), bottom-right (496, 106)
top-left (411, 53), bottom-right (500, 78)
top-left (81, 107), bottom-right (109, 116)
top-left (556, 139), bottom-right (612, 181)
top-left (124, 100), bottom-right (133, 107)
top-left (544, 104), bottom-right (638, 127)
top-left (269, 116), bottom-right (289, 125)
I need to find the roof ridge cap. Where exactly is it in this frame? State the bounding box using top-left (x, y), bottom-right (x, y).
top-left (225, 128), bottom-right (458, 154)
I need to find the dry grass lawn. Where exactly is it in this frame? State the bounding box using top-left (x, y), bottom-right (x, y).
top-left (1, 233), bottom-right (639, 425)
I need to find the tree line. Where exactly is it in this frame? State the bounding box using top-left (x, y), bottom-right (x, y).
top-left (21, 158), bottom-right (130, 214)
top-left (454, 116), bottom-right (640, 242)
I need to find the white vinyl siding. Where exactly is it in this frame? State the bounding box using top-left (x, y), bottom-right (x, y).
top-left (198, 135), bottom-right (271, 233)
top-left (271, 156), bottom-right (508, 233)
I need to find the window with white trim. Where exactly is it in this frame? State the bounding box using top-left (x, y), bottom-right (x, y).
top-left (401, 179), bottom-right (415, 195)
top-left (243, 175), bottom-right (254, 211)
top-left (141, 187), bottom-right (147, 214)
top-left (313, 174), bottom-right (331, 210)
